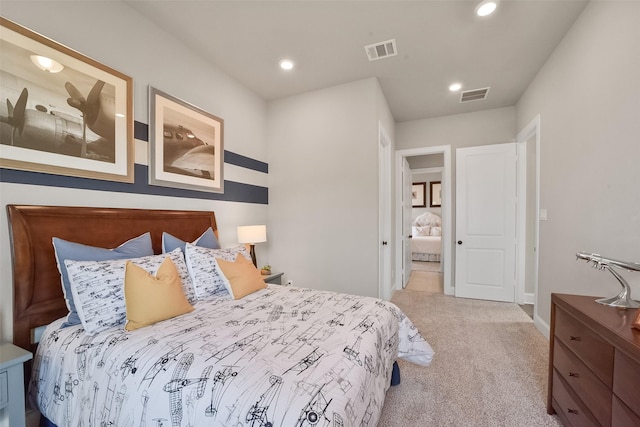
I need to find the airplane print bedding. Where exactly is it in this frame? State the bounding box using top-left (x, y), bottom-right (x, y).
top-left (31, 284), bottom-right (434, 427)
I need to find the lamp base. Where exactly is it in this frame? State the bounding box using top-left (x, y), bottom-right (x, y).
top-left (249, 244), bottom-right (257, 267)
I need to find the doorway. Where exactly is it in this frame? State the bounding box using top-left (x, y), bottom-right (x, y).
top-left (395, 145), bottom-right (452, 295)
top-left (407, 164), bottom-right (444, 293)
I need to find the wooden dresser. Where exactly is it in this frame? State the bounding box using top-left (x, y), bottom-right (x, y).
top-left (548, 293), bottom-right (640, 427)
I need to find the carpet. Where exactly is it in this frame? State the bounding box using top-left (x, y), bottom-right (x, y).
top-left (377, 290), bottom-right (561, 427)
top-left (412, 261), bottom-right (442, 272)
top-left (405, 270), bottom-right (443, 293)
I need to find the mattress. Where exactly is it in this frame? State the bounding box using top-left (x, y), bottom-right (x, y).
top-left (30, 285), bottom-right (434, 427)
top-left (411, 235), bottom-right (441, 256)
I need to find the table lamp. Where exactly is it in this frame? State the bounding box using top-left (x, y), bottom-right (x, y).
top-left (237, 225), bottom-right (267, 267)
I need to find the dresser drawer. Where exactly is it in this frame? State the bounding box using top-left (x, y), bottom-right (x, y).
top-left (554, 340), bottom-right (611, 426)
top-left (552, 369), bottom-right (600, 427)
top-left (614, 350), bottom-right (640, 417)
top-left (555, 308), bottom-right (614, 387)
top-left (0, 370), bottom-right (7, 409)
top-left (612, 396), bottom-right (640, 427)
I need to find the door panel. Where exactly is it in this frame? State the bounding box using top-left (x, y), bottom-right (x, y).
top-left (455, 143), bottom-right (517, 302)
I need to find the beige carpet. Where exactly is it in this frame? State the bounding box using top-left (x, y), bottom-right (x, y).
top-left (377, 290), bottom-right (561, 427)
top-left (405, 270), bottom-right (444, 293)
top-left (412, 261), bottom-right (441, 272)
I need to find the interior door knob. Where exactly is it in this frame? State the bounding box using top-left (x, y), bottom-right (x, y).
top-left (458, 240), bottom-right (463, 245)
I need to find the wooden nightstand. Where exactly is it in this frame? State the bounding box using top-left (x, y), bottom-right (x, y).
top-left (0, 343), bottom-right (33, 427)
top-left (263, 272), bottom-right (284, 285)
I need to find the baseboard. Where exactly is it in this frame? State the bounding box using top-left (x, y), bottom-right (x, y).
top-left (523, 292), bottom-right (535, 305)
top-left (534, 313), bottom-right (550, 340)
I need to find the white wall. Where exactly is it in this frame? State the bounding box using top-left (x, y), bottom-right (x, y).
top-left (0, 2), bottom-right (270, 342)
top-left (411, 172), bottom-right (442, 220)
top-left (516, 1), bottom-right (640, 331)
top-left (267, 78), bottom-right (389, 297)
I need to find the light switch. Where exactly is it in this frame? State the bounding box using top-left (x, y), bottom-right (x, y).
top-left (539, 209), bottom-right (548, 221)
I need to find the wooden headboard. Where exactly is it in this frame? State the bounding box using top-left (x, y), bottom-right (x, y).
top-left (7, 205), bottom-right (218, 353)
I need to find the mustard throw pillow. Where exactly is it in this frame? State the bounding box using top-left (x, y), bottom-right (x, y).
top-left (215, 254), bottom-right (267, 299)
top-left (124, 257), bottom-right (194, 331)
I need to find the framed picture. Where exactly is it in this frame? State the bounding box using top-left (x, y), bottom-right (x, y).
top-left (412, 182), bottom-right (426, 207)
top-left (0, 17), bottom-right (134, 182)
top-left (149, 87), bottom-right (224, 193)
top-left (430, 181), bottom-right (442, 207)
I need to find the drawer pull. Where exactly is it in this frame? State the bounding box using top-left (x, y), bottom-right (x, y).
top-left (569, 336), bottom-right (581, 342)
top-left (567, 409), bottom-right (579, 415)
top-left (568, 372), bottom-right (580, 378)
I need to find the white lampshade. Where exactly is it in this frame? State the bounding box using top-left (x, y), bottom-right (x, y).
top-left (237, 225), bottom-right (267, 244)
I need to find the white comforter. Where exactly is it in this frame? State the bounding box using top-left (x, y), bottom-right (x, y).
top-left (31, 285), bottom-right (433, 427)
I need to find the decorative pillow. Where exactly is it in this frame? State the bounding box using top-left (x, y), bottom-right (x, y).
top-left (184, 243), bottom-right (252, 300)
top-left (124, 257), bottom-right (194, 331)
top-left (430, 226), bottom-right (442, 236)
top-left (162, 227), bottom-right (220, 253)
top-left (52, 233), bottom-right (154, 328)
top-left (215, 254), bottom-right (267, 299)
top-left (415, 226), bottom-right (431, 236)
top-left (65, 248), bottom-right (194, 335)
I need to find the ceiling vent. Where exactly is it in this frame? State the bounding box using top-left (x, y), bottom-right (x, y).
top-left (460, 87), bottom-right (490, 103)
top-left (365, 39), bottom-right (397, 61)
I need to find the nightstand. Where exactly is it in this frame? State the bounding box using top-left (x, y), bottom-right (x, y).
top-left (263, 272), bottom-right (284, 285)
top-left (0, 343), bottom-right (33, 427)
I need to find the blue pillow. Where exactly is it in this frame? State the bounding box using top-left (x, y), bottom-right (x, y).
top-left (162, 227), bottom-right (220, 253)
top-left (52, 232), bottom-right (153, 328)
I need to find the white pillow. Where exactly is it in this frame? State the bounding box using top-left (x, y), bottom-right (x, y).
top-left (184, 243), bottom-right (252, 300)
top-left (430, 226), bottom-right (442, 236)
top-left (414, 226), bottom-right (431, 236)
top-left (65, 248), bottom-right (194, 335)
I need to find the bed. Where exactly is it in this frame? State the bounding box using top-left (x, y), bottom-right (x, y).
top-left (8, 205), bottom-right (434, 427)
top-left (411, 212), bottom-right (442, 262)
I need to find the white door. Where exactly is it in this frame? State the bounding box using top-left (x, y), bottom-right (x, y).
top-left (402, 158), bottom-right (413, 287)
top-left (455, 143), bottom-right (517, 302)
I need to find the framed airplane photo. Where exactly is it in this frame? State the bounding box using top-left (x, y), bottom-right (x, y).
top-left (148, 86), bottom-right (224, 193)
top-left (0, 17), bottom-right (134, 182)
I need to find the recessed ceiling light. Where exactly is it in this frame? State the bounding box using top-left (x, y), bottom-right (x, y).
top-left (475, 0), bottom-right (499, 17)
top-left (279, 59), bottom-right (295, 71)
top-left (449, 83), bottom-right (462, 92)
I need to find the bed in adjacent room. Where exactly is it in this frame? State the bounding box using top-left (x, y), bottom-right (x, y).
top-left (7, 205), bottom-right (434, 427)
top-left (411, 211), bottom-right (442, 262)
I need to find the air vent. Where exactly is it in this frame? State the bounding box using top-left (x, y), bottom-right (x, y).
top-left (364, 39), bottom-right (397, 61)
top-left (460, 87), bottom-right (490, 103)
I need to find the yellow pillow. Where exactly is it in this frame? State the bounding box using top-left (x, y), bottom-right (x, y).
top-left (124, 257), bottom-right (194, 331)
top-left (216, 254), bottom-right (267, 299)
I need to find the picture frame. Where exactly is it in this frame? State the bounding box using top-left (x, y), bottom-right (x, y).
top-left (430, 181), bottom-right (442, 207)
top-left (0, 17), bottom-right (134, 182)
top-left (412, 182), bottom-right (426, 208)
top-left (149, 86), bottom-right (224, 193)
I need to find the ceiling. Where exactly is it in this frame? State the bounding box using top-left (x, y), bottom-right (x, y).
top-left (126, 0), bottom-right (588, 123)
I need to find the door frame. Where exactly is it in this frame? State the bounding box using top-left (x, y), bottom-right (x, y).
top-left (378, 122), bottom-right (392, 300)
top-left (395, 145), bottom-right (453, 294)
top-left (515, 115), bottom-right (541, 319)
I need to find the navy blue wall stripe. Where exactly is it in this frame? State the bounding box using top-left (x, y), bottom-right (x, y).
top-left (134, 121), bottom-right (149, 142)
top-left (1, 164), bottom-right (268, 204)
top-left (134, 121), bottom-right (268, 173)
top-left (224, 151), bottom-right (268, 173)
